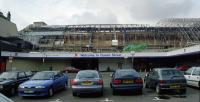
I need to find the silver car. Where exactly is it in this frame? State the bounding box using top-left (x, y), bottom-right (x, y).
top-left (71, 70), bottom-right (104, 96)
top-left (184, 67), bottom-right (200, 88)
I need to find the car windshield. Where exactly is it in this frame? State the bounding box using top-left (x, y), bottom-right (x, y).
top-left (161, 70), bottom-right (183, 77)
top-left (0, 72), bottom-right (17, 80)
top-left (116, 70), bottom-right (139, 78)
top-left (31, 72), bottom-right (55, 80)
top-left (76, 71), bottom-right (99, 79)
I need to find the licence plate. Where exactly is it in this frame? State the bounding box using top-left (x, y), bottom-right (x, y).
top-left (24, 90), bottom-right (34, 93)
top-left (123, 80), bottom-right (134, 84)
top-left (170, 85), bottom-right (180, 89)
top-left (81, 81), bottom-right (93, 85)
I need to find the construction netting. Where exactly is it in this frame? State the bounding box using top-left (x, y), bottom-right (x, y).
top-left (123, 43), bottom-right (148, 52)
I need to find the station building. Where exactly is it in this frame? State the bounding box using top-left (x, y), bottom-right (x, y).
top-left (1, 16), bottom-right (200, 72)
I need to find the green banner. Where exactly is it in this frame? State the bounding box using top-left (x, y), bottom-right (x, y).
top-left (123, 43), bottom-right (148, 52)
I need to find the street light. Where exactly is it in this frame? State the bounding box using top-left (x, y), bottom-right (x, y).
top-left (123, 53), bottom-right (129, 69)
top-left (131, 51), bottom-right (135, 69)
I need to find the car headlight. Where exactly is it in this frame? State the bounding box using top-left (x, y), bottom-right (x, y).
top-left (19, 85), bottom-right (25, 89)
top-left (35, 86), bottom-right (45, 88)
top-left (0, 85), bottom-right (3, 89)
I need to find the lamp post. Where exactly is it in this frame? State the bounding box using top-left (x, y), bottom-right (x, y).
top-left (131, 51), bottom-right (135, 69)
top-left (123, 53), bottom-right (128, 69)
top-left (42, 52), bottom-right (47, 69)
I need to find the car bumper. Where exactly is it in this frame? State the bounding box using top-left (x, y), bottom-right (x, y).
top-left (159, 83), bottom-right (187, 90)
top-left (18, 88), bottom-right (49, 97)
top-left (112, 84), bottom-right (143, 91)
top-left (72, 85), bottom-right (103, 94)
top-left (0, 87), bottom-right (12, 95)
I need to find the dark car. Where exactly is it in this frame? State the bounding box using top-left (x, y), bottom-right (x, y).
top-left (110, 69), bottom-right (143, 95)
top-left (0, 71), bottom-right (29, 96)
top-left (71, 70), bottom-right (103, 97)
top-left (18, 71), bottom-right (68, 97)
top-left (64, 67), bottom-right (80, 73)
top-left (144, 68), bottom-right (187, 94)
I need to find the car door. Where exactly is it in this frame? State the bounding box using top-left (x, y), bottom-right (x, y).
top-left (17, 72), bottom-right (27, 84)
top-left (184, 67), bottom-right (194, 86)
top-left (53, 74), bottom-right (63, 90)
top-left (190, 68), bottom-right (200, 87)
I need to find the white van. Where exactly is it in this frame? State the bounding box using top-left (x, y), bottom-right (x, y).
top-left (184, 67), bottom-right (200, 88)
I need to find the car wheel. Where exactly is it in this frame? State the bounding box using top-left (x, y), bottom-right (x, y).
top-left (138, 89), bottom-right (143, 95)
top-left (64, 82), bottom-right (68, 89)
top-left (72, 92), bottom-right (77, 97)
top-left (10, 88), bottom-right (15, 96)
top-left (144, 81), bottom-right (149, 88)
top-left (112, 89), bottom-right (117, 95)
top-left (180, 89), bottom-right (186, 94)
top-left (48, 88), bottom-right (54, 97)
top-left (156, 84), bottom-right (162, 94)
top-left (99, 90), bottom-right (103, 96)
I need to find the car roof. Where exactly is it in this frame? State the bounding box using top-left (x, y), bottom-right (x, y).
top-left (153, 68), bottom-right (175, 71)
top-left (78, 70), bottom-right (98, 73)
top-left (39, 71), bottom-right (59, 74)
top-left (79, 70), bottom-right (97, 72)
top-left (116, 69), bottom-right (136, 72)
top-left (5, 71), bottom-right (24, 73)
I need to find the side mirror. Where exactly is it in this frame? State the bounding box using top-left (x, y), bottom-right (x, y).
top-left (54, 76), bottom-right (59, 80)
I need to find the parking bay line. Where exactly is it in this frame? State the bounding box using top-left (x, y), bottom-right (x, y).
top-left (49, 99), bottom-right (62, 102)
top-left (99, 98), bottom-right (114, 102)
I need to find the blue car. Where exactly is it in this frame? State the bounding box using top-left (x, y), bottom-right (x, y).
top-left (110, 69), bottom-right (143, 95)
top-left (18, 71), bottom-right (68, 97)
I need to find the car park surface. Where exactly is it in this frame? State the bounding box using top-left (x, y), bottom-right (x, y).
top-left (9, 72), bottom-right (200, 102)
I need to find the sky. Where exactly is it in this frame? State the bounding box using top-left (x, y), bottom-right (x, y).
top-left (0, 0), bottom-right (200, 30)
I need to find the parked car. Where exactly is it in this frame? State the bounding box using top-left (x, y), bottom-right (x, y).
top-left (25, 71), bottom-right (35, 78)
top-left (175, 65), bottom-right (190, 71)
top-left (110, 69), bottom-right (143, 95)
top-left (0, 71), bottom-right (29, 96)
top-left (18, 71), bottom-right (68, 97)
top-left (64, 66), bottom-right (80, 73)
top-left (71, 70), bottom-right (103, 96)
top-left (184, 67), bottom-right (200, 88)
top-left (144, 68), bottom-right (187, 94)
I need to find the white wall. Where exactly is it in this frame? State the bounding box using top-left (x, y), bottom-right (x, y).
top-left (0, 17), bottom-right (18, 37)
top-left (6, 59), bottom-right (71, 71)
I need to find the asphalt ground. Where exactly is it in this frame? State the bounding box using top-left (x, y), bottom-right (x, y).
top-left (10, 72), bottom-right (200, 102)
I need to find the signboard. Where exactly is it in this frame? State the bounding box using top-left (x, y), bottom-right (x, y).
top-left (78, 53), bottom-right (125, 58)
top-left (8, 56), bottom-right (13, 62)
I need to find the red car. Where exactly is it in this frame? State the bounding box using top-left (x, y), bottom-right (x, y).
top-left (176, 65), bottom-right (190, 71)
top-left (64, 67), bottom-right (80, 73)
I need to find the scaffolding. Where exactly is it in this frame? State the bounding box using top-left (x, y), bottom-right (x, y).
top-left (20, 20), bottom-right (200, 52)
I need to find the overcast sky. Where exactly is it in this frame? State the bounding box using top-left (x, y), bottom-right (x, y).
top-left (0, 0), bottom-right (200, 30)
